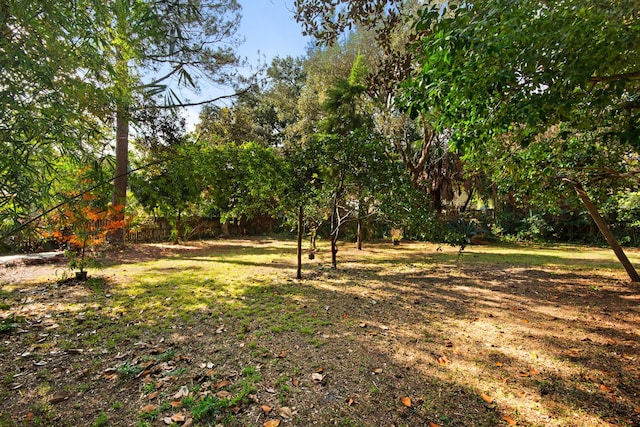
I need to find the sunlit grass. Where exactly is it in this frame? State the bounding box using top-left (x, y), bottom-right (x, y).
top-left (2, 238), bottom-right (638, 426)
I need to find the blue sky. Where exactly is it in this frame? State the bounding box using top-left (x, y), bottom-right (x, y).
top-left (238, 0), bottom-right (313, 63)
top-left (183, 0), bottom-right (312, 129)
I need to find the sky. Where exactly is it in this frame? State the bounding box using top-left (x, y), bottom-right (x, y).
top-left (183, 0), bottom-right (313, 129)
top-left (237, 0), bottom-right (313, 63)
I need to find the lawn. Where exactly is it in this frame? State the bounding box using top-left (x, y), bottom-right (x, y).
top-left (1, 238), bottom-right (639, 426)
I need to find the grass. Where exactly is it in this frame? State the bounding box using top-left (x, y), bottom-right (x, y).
top-left (1, 238), bottom-right (639, 426)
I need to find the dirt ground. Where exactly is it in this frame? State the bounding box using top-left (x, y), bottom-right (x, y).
top-left (1, 240), bottom-right (639, 427)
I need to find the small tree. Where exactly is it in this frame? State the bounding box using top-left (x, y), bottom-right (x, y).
top-left (48, 193), bottom-right (123, 279)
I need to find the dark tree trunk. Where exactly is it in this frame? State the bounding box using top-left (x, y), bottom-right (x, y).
top-left (109, 105), bottom-right (128, 246)
top-left (175, 209), bottom-right (182, 243)
top-left (331, 233), bottom-right (338, 269)
top-left (331, 196), bottom-right (339, 269)
top-left (297, 205), bottom-right (303, 279)
top-left (574, 182), bottom-right (640, 282)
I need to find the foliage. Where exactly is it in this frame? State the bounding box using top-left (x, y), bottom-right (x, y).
top-left (197, 56), bottom-right (307, 148)
top-left (0, 0), bottom-right (112, 230)
top-left (130, 134), bottom-right (206, 242)
top-left (401, 0), bottom-right (640, 194)
top-left (446, 218), bottom-right (493, 252)
top-left (45, 190), bottom-right (123, 274)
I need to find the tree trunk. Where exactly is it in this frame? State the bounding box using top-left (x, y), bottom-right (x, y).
top-left (357, 217), bottom-right (363, 250)
top-left (331, 233), bottom-right (338, 269)
top-left (175, 209), bottom-right (182, 244)
top-left (297, 205), bottom-right (303, 280)
top-left (221, 219), bottom-right (230, 237)
top-left (573, 182), bottom-right (640, 282)
top-left (331, 197), bottom-right (339, 269)
top-left (109, 105), bottom-right (128, 246)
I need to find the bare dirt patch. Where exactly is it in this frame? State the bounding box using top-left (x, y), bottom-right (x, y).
top-left (1, 239), bottom-right (639, 426)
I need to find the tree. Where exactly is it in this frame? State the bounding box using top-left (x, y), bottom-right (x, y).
top-left (315, 54), bottom-right (391, 267)
top-left (130, 119), bottom-right (206, 243)
top-left (1, 0), bottom-right (112, 235)
top-left (401, 0), bottom-right (640, 280)
top-left (102, 0), bottom-right (242, 245)
top-left (1, 0), bottom-right (243, 246)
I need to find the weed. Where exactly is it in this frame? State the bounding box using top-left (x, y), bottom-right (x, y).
top-left (180, 396), bottom-right (196, 409)
top-left (241, 365), bottom-right (261, 382)
top-left (337, 418), bottom-right (365, 427)
top-left (112, 401), bottom-right (123, 410)
top-left (158, 348), bottom-right (178, 362)
top-left (0, 317), bottom-right (19, 334)
top-left (117, 361), bottom-right (143, 380)
top-left (164, 367), bottom-right (186, 377)
top-left (142, 383), bottom-right (156, 393)
top-left (299, 326), bottom-right (315, 335)
top-left (191, 395), bottom-right (228, 421)
top-left (91, 411), bottom-right (108, 427)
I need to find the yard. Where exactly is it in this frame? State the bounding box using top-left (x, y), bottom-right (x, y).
top-left (1, 239), bottom-right (639, 426)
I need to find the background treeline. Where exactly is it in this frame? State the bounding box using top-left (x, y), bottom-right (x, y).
top-left (2, 0), bottom-right (639, 256)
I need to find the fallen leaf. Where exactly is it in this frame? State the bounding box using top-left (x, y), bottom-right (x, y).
top-left (147, 391), bottom-right (158, 400)
top-left (600, 384), bottom-right (612, 393)
top-left (277, 350), bottom-right (286, 358)
top-left (346, 397), bottom-right (355, 406)
top-left (429, 423), bottom-right (441, 427)
top-left (530, 352), bottom-right (538, 359)
top-left (359, 322), bottom-right (367, 328)
top-left (518, 372), bottom-right (531, 377)
top-left (216, 390), bottom-right (231, 398)
top-left (401, 396), bottom-right (411, 407)
top-left (49, 393), bottom-right (69, 404)
top-left (634, 406), bottom-right (640, 414)
top-left (263, 420), bottom-right (281, 427)
top-left (171, 413), bottom-right (185, 423)
top-left (278, 407), bottom-right (293, 418)
top-left (141, 404), bottom-right (156, 413)
top-left (480, 393), bottom-right (494, 404)
top-left (445, 341), bottom-right (453, 347)
top-left (260, 405), bottom-right (272, 414)
top-left (215, 380), bottom-right (231, 389)
top-left (530, 367), bottom-right (540, 375)
top-left (25, 413), bottom-right (34, 422)
top-left (183, 418), bottom-right (193, 427)
top-left (437, 356), bottom-right (449, 365)
top-left (495, 362), bottom-right (503, 367)
top-left (311, 373), bottom-right (325, 382)
top-left (163, 417), bottom-right (173, 425)
top-left (374, 368), bottom-right (383, 374)
top-left (291, 377), bottom-right (299, 387)
top-left (170, 401), bottom-right (182, 408)
top-left (502, 416), bottom-right (517, 425)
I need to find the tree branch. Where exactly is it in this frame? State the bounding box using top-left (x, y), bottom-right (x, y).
top-left (590, 71), bottom-right (640, 83)
top-left (134, 85), bottom-right (254, 110)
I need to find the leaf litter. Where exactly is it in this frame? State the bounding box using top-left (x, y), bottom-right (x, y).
top-left (0, 239), bottom-right (639, 426)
